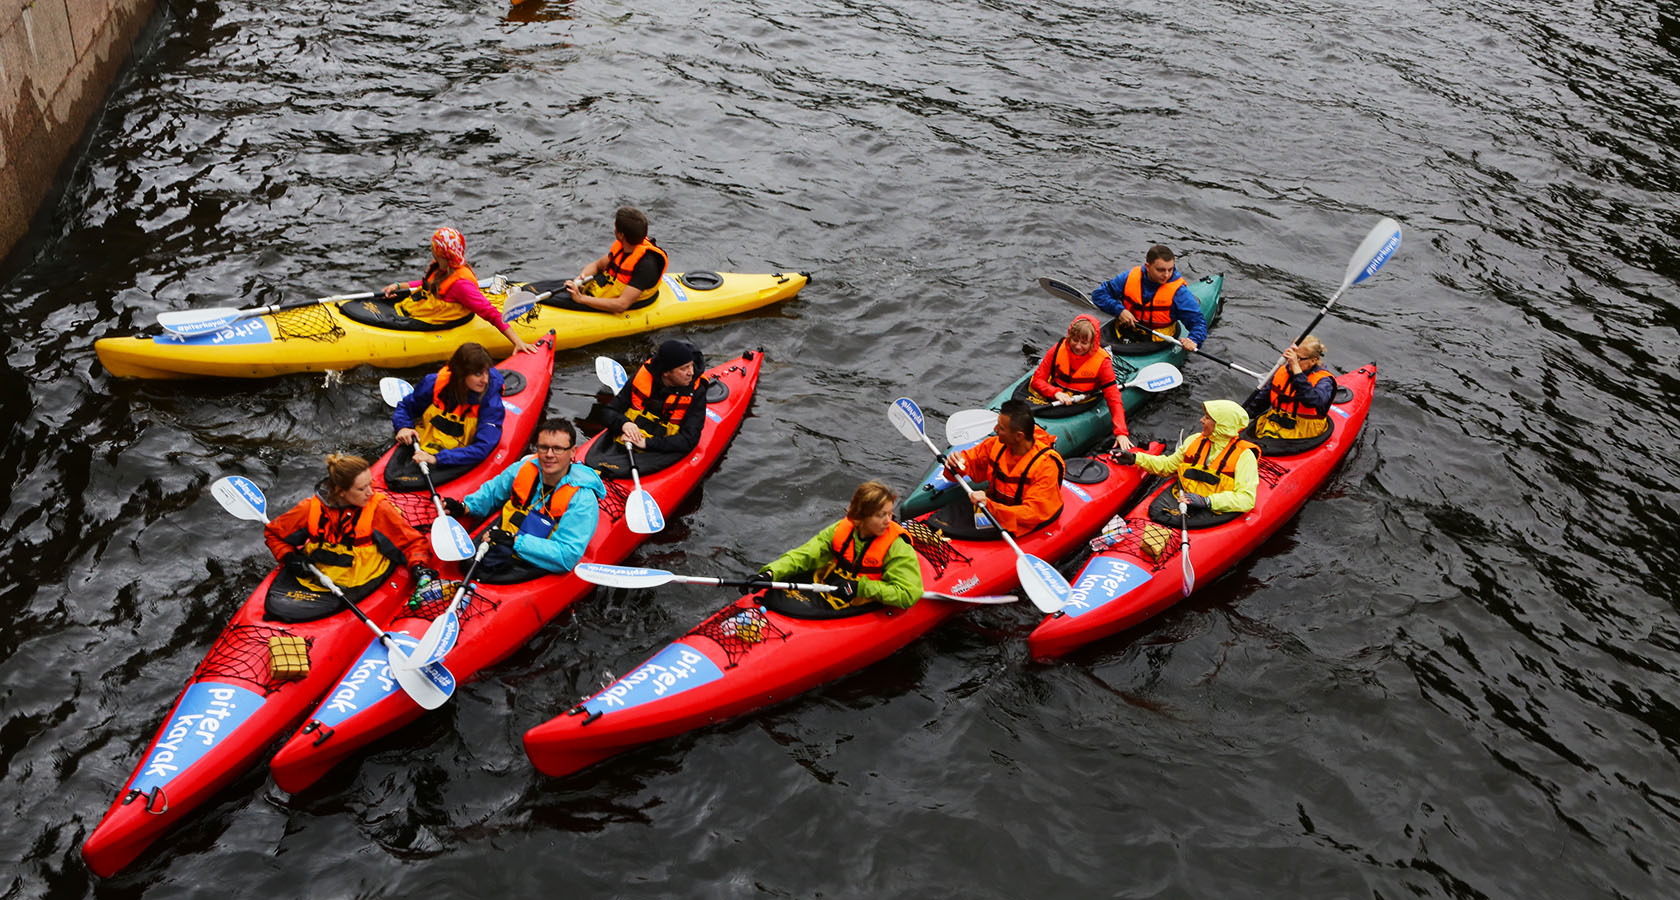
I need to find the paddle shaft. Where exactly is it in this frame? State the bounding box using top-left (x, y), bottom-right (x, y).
top-left (1255, 286), bottom-right (1347, 388)
top-left (933, 437), bottom-right (1035, 562)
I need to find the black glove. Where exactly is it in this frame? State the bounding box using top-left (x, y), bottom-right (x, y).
top-left (443, 497), bottom-right (469, 518)
top-left (282, 552), bottom-right (311, 578)
top-left (487, 528), bottom-right (515, 548)
top-left (1110, 449), bottom-right (1137, 465)
top-left (739, 571), bottom-right (775, 595)
top-left (1183, 493), bottom-right (1211, 512)
top-left (831, 579), bottom-right (858, 604)
top-left (410, 564), bottom-right (438, 583)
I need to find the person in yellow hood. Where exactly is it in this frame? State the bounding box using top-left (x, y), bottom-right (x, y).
top-left (1115, 399), bottom-right (1259, 525)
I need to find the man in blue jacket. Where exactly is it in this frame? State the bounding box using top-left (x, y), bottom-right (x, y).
top-left (443, 419), bottom-right (604, 584)
top-left (1089, 244), bottom-right (1207, 352)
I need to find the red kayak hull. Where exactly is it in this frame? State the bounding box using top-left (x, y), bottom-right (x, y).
top-left (268, 351), bottom-right (764, 793)
top-left (81, 337), bottom-right (557, 877)
top-left (521, 450), bottom-right (1158, 778)
top-left (1027, 365), bottom-right (1376, 661)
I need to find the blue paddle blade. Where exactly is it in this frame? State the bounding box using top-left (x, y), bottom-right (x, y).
top-left (1017, 554), bottom-right (1072, 614)
top-left (217, 475), bottom-right (267, 520)
top-left (626, 488), bottom-right (665, 534)
top-left (502, 290), bottom-right (539, 321)
top-left (889, 397), bottom-right (925, 439)
top-left (404, 610), bottom-right (461, 670)
top-left (595, 357), bottom-right (629, 392)
top-left (432, 516), bottom-right (475, 560)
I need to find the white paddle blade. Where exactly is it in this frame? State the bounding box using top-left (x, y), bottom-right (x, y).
top-left (1127, 362), bottom-right (1184, 393)
top-left (1038, 277), bottom-right (1094, 308)
top-left (1181, 548), bottom-right (1196, 598)
top-left (595, 357), bottom-right (629, 392)
top-left (502, 289), bottom-right (539, 321)
top-left (389, 645), bottom-right (455, 710)
top-left (379, 377), bottom-right (414, 407)
top-left (158, 308), bottom-right (246, 337)
top-left (625, 488), bottom-right (665, 535)
top-left (888, 397), bottom-right (927, 442)
top-left (1016, 554), bottom-right (1070, 614)
top-left (574, 563), bottom-right (677, 589)
top-left (431, 515), bottom-right (475, 561)
top-left (401, 609), bottom-right (461, 671)
top-left (1343, 217), bottom-right (1403, 289)
top-left (945, 409), bottom-right (998, 446)
top-left (211, 475), bottom-right (268, 522)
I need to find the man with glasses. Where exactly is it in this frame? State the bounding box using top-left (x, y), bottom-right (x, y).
top-left (443, 419), bottom-right (605, 584)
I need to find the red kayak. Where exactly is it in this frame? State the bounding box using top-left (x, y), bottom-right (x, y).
top-left (521, 448), bottom-right (1158, 778)
top-left (267, 351), bottom-right (764, 792)
top-left (1028, 364), bottom-right (1376, 661)
top-left (81, 337), bottom-right (556, 877)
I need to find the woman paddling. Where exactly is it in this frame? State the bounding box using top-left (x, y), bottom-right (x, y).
top-left (1242, 336), bottom-right (1338, 454)
top-left (381, 226), bottom-right (536, 354)
top-left (387, 342), bottom-right (505, 492)
top-left (262, 454), bottom-right (436, 622)
top-left (739, 481), bottom-right (924, 618)
top-left (1017, 314), bottom-right (1133, 451)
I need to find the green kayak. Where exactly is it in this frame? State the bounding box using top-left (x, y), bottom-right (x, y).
top-left (899, 274), bottom-right (1224, 518)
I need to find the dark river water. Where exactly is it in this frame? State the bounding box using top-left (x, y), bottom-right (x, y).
top-left (5, 0), bottom-right (1680, 896)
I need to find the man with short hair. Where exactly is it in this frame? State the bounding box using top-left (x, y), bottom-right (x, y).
top-left (591, 339), bottom-right (710, 478)
top-left (1089, 244), bottom-right (1207, 352)
top-left (937, 399), bottom-right (1065, 537)
top-left (563, 206), bottom-right (669, 314)
top-left (443, 419), bottom-right (604, 584)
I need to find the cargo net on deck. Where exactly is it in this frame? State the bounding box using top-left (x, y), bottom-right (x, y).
top-left (687, 603), bottom-right (792, 669)
top-left (404, 579), bottom-right (499, 623)
top-left (271, 304), bottom-right (345, 342)
top-left (1258, 457), bottom-right (1287, 487)
top-left (902, 519), bottom-right (971, 579)
top-left (190, 624), bottom-right (313, 695)
top-left (1097, 517), bottom-right (1184, 572)
top-left (382, 489), bottom-right (440, 530)
top-left (597, 478), bottom-right (631, 523)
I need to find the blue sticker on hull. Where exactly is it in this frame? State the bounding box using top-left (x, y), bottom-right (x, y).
top-left (312, 633), bottom-right (420, 727)
top-left (664, 275), bottom-right (689, 303)
top-left (153, 319), bottom-right (273, 346)
top-left (1060, 556), bottom-right (1153, 618)
top-left (131, 682), bottom-right (267, 792)
top-left (584, 641), bottom-right (723, 715)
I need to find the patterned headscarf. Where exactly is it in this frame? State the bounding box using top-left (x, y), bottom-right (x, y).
top-left (430, 227), bottom-right (466, 268)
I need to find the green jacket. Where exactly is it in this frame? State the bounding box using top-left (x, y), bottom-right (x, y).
top-left (764, 519), bottom-right (924, 609)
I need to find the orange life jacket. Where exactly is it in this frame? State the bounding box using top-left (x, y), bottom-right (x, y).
top-left (301, 494), bottom-right (394, 589)
top-left (1047, 338), bottom-right (1117, 394)
top-left (827, 517), bottom-right (910, 582)
top-left (1122, 266), bottom-right (1186, 331)
top-left (987, 430), bottom-right (1065, 507)
top-left (1175, 434), bottom-right (1261, 499)
top-left (1267, 365), bottom-right (1332, 419)
top-left (396, 263), bottom-right (479, 323)
top-left (624, 359), bottom-right (699, 438)
top-left (605, 237), bottom-right (668, 294)
top-left (412, 365), bottom-right (482, 453)
top-left (498, 459), bottom-right (580, 538)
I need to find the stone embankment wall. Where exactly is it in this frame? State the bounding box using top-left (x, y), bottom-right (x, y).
top-left (1, 0), bottom-right (158, 262)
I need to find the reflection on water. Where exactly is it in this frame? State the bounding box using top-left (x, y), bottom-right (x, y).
top-left (3, 0), bottom-right (1680, 895)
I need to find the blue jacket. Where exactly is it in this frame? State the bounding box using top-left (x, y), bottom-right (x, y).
top-left (1089, 267), bottom-right (1209, 344)
top-left (463, 458), bottom-right (604, 574)
top-left (392, 368), bottom-right (506, 468)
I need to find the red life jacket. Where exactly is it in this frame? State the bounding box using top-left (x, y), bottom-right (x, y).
top-left (1267, 365), bottom-right (1332, 419)
top-left (1122, 266), bottom-right (1186, 330)
top-left (1048, 338), bottom-right (1117, 394)
top-left (828, 517), bottom-right (910, 582)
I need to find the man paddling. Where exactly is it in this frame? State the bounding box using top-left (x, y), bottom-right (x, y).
top-left (443, 420), bottom-right (604, 584)
top-left (933, 399), bottom-right (1065, 538)
top-left (1089, 244), bottom-right (1207, 352)
top-left (562, 206), bottom-right (669, 314)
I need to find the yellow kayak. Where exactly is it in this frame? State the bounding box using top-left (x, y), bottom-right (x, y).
top-left (95, 270), bottom-right (809, 379)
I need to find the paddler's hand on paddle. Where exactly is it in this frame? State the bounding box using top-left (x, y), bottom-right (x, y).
top-left (1054, 390), bottom-right (1075, 403)
top-left (1183, 493), bottom-right (1210, 512)
top-left (1180, 336), bottom-right (1199, 352)
top-left (413, 447), bottom-right (438, 466)
top-left (621, 422), bottom-right (648, 448)
top-left (395, 427), bottom-right (418, 446)
top-left (382, 282), bottom-right (407, 299)
top-left (941, 455), bottom-right (966, 480)
top-left (739, 571), bottom-right (774, 595)
top-left (966, 488), bottom-right (989, 505)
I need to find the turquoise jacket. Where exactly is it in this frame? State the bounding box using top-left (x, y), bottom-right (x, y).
top-left (463, 458), bottom-right (604, 573)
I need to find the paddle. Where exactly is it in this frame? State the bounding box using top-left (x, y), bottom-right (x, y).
top-left (573, 563), bottom-right (1019, 605)
top-left (208, 475), bottom-right (455, 709)
top-left (887, 397), bottom-right (1071, 614)
top-left (946, 408), bottom-right (999, 447)
top-left (374, 379), bottom-right (476, 562)
top-left (158, 292), bottom-right (377, 337)
top-left (593, 356), bottom-right (663, 534)
top-left (1037, 277), bottom-right (1268, 380)
top-left (1254, 216), bottom-right (1402, 388)
top-left (397, 539), bottom-right (493, 671)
